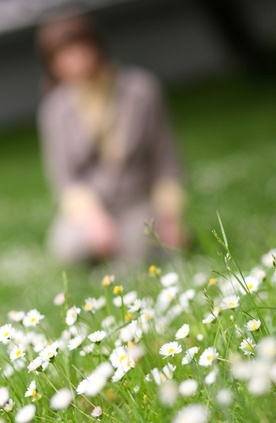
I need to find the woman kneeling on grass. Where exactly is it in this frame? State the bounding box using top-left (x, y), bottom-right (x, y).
top-left (37, 13), bottom-right (186, 264)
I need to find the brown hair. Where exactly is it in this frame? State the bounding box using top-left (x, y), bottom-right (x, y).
top-left (37, 14), bottom-right (108, 87)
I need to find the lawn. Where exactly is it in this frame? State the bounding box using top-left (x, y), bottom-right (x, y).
top-left (0, 75), bottom-right (275, 422)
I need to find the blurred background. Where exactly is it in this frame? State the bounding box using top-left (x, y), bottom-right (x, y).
top-left (0, 0), bottom-right (276, 319)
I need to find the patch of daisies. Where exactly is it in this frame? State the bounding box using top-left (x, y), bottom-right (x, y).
top-left (0, 250), bottom-right (275, 422)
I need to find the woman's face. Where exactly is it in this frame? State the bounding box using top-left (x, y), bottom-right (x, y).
top-left (51, 42), bottom-right (102, 83)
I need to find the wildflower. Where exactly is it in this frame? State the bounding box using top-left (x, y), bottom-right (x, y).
top-left (39, 342), bottom-right (59, 362)
top-left (110, 346), bottom-right (135, 372)
top-left (261, 249), bottom-right (276, 267)
top-left (65, 306), bottom-right (81, 326)
top-left (10, 344), bottom-right (25, 361)
top-left (182, 346), bottom-right (200, 365)
top-left (101, 315), bottom-right (116, 330)
top-left (27, 357), bottom-right (43, 373)
top-left (204, 367), bottom-right (219, 385)
top-left (53, 292), bottom-right (65, 306)
top-left (172, 404), bottom-right (209, 423)
top-left (239, 338), bottom-right (256, 355)
top-left (91, 406), bottom-right (103, 417)
top-left (220, 295), bottom-right (239, 310)
top-left (159, 342), bottom-right (182, 358)
top-left (50, 388), bottom-right (73, 410)
top-left (88, 330), bottom-right (106, 343)
top-left (120, 320), bottom-right (142, 343)
top-left (0, 324), bottom-right (15, 343)
top-left (25, 381), bottom-right (41, 402)
top-left (23, 310), bottom-right (44, 328)
top-left (0, 387), bottom-right (9, 407)
top-left (257, 337), bottom-right (276, 360)
top-left (68, 335), bottom-right (85, 351)
top-left (216, 388), bottom-right (233, 406)
top-left (77, 362), bottom-right (113, 396)
top-left (199, 347), bottom-right (218, 367)
top-left (202, 310), bottom-right (219, 324)
top-left (8, 310), bottom-right (25, 322)
top-left (248, 376), bottom-right (271, 396)
top-left (175, 324), bottom-right (189, 339)
top-left (246, 319), bottom-right (261, 332)
top-left (113, 291), bottom-right (137, 308)
top-left (83, 297), bottom-right (105, 312)
top-left (157, 286), bottom-right (179, 311)
top-left (159, 380), bottom-right (178, 407)
top-left (3, 398), bottom-right (14, 412)
top-left (149, 265), bottom-right (161, 277)
top-left (179, 379), bottom-right (198, 397)
top-left (160, 272), bottom-right (178, 287)
top-left (79, 344), bottom-right (95, 356)
top-left (197, 334), bottom-right (204, 342)
top-left (15, 404), bottom-right (36, 423)
top-left (208, 278), bottom-right (217, 286)
top-left (101, 274), bottom-right (115, 287)
top-left (128, 299), bottom-right (143, 313)
top-left (241, 276), bottom-right (260, 294)
top-left (113, 285), bottom-right (123, 295)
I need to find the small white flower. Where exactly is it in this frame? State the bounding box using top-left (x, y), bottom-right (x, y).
top-left (3, 398), bottom-right (14, 412)
top-left (172, 404), bottom-right (209, 423)
top-left (28, 357), bottom-right (43, 372)
top-left (216, 388), bottom-right (233, 406)
top-left (204, 367), bottom-right (218, 385)
top-left (175, 324), bottom-right (190, 339)
top-left (179, 379), bottom-right (198, 397)
top-left (50, 388), bottom-right (73, 410)
top-left (68, 335), bottom-right (85, 351)
top-left (83, 297), bottom-right (105, 312)
top-left (39, 342), bottom-right (59, 362)
top-left (181, 347), bottom-right (200, 365)
top-left (160, 272), bottom-right (179, 287)
top-left (88, 330), bottom-right (106, 343)
top-left (246, 319), bottom-right (261, 332)
top-left (159, 380), bottom-right (178, 407)
top-left (202, 310), bottom-right (220, 324)
top-left (15, 404), bottom-right (36, 423)
top-left (10, 344), bottom-right (25, 361)
top-left (241, 276), bottom-right (260, 294)
top-left (120, 320), bottom-right (142, 343)
top-left (110, 346), bottom-right (135, 371)
top-left (23, 310), bottom-right (44, 328)
top-left (0, 387), bottom-right (9, 407)
top-left (261, 249), bottom-right (276, 267)
top-left (53, 293), bottom-right (65, 306)
top-left (162, 363), bottom-right (176, 380)
top-left (257, 337), bottom-right (276, 360)
top-left (159, 342), bottom-right (182, 358)
top-left (239, 338), bottom-right (256, 355)
top-left (25, 381), bottom-right (38, 399)
top-left (0, 324), bottom-right (15, 343)
top-left (199, 347), bottom-right (218, 367)
top-left (220, 295), bottom-right (239, 310)
top-left (65, 306), bottom-right (81, 326)
top-left (91, 406), bottom-right (102, 417)
top-left (8, 310), bottom-right (25, 322)
top-left (248, 376), bottom-right (271, 396)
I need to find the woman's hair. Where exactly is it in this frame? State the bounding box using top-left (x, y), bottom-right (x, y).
top-left (36, 13), bottom-right (108, 88)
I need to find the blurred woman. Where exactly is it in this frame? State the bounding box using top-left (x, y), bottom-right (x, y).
top-left (37, 14), bottom-right (186, 264)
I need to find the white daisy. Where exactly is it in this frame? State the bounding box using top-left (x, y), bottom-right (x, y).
top-left (0, 324), bottom-right (15, 343)
top-left (182, 346), bottom-right (200, 365)
top-left (160, 272), bottom-right (179, 287)
top-left (8, 310), bottom-right (25, 322)
top-left (199, 347), bottom-right (218, 367)
top-left (88, 330), bottom-right (106, 343)
top-left (68, 335), bottom-right (85, 351)
top-left (202, 309), bottom-right (220, 324)
top-left (50, 388), bottom-right (73, 410)
top-left (159, 342), bottom-right (182, 358)
top-left (65, 306), bottom-right (81, 326)
top-left (220, 295), bottom-right (240, 310)
top-left (172, 404), bottom-right (209, 423)
top-left (23, 310), bottom-right (44, 328)
top-left (175, 324), bottom-right (190, 339)
top-left (241, 276), bottom-right (261, 294)
top-left (39, 342), bottom-right (59, 362)
top-left (91, 406), bottom-right (102, 417)
top-left (179, 379), bottom-right (198, 397)
top-left (239, 338), bottom-right (256, 355)
top-left (27, 357), bottom-right (43, 373)
top-left (83, 297), bottom-right (105, 313)
top-left (10, 344), bottom-right (25, 361)
top-left (3, 398), bottom-right (14, 412)
top-left (15, 404), bottom-right (36, 423)
top-left (0, 387), bottom-right (9, 407)
top-left (246, 319), bottom-right (261, 332)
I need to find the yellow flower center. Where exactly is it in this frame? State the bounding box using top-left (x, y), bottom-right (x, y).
top-left (251, 323), bottom-right (258, 330)
top-left (16, 350), bottom-right (22, 357)
top-left (4, 331), bottom-right (9, 337)
top-left (167, 348), bottom-right (175, 354)
top-left (30, 317), bottom-right (37, 323)
top-left (31, 390), bottom-right (37, 397)
top-left (207, 355), bottom-right (213, 361)
top-left (247, 283), bottom-right (253, 291)
top-left (119, 354), bottom-right (126, 362)
top-left (228, 301), bottom-right (235, 307)
top-left (209, 278), bottom-right (217, 286)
